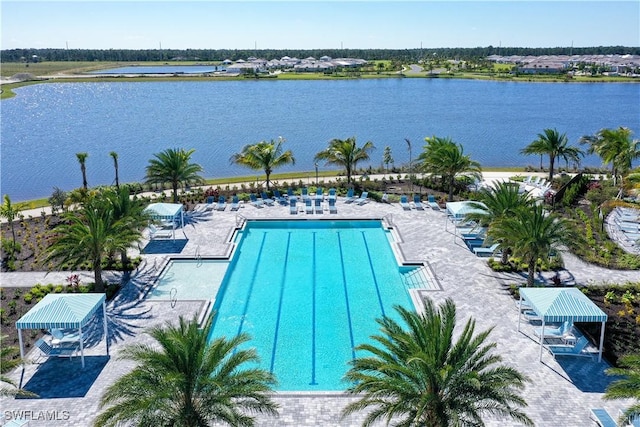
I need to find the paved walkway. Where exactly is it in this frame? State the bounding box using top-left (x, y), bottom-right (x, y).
top-left (1, 196), bottom-right (635, 426)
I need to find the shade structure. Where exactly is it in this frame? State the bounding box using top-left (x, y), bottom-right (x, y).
top-left (445, 201), bottom-right (487, 220)
top-left (518, 287), bottom-right (607, 362)
top-left (144, 203), bottom-right (184, 239)
top-left (16, 293), bottom-right (108, 368)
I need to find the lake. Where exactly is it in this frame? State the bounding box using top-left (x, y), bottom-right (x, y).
top-left (1, 78), bottom-right (638, 201)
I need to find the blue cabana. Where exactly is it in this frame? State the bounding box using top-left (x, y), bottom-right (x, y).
top-left (144, 203), bottom-right (184, 239)
top-left (518, 287), bottom-right (607, 362)
top-left (445, 201), bottom-right (487, 220)
top-left (16, 293), bottom-right (108, 368)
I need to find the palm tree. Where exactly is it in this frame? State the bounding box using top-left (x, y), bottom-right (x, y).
top-left (230, 137), bottom-right (295, 191)
top-left (418, 136), bottom-right (482, 201)
top-left (109, 151), bottom-right (120, 189)
top-left (580, 127), bottom-right (640, 192)
top-left (489, 204), bottom-right (580, 287)
top-left (1, 335), bottom-right (37, 398)
top-left (383, 146), bottom-right (394, 177)
top-left (464, 181), bottom-right (535, 264)
top-left (106, 187), bottom-right (150, 271)
top-left (76, 152), bottom-right (89, 190)
top-left (521, 128), bottom-right (583, 182)
top-left (314, 137), bottom-right (375, 184)
top-left (145, 148), bottom-right (205, 203)
top-left (604, 353), bottom-right (640, 424)
top-left (95, 315), bottom-right (279, 427)
top-left (342, 298), bottom-right (533, 427)
top-left (0, 195), bottom-right (23, 252)
top-left (46, 195), bottom-right (141, 292)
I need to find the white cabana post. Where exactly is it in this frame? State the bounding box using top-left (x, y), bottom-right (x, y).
top-left (144, 203), bottom-right (184, 240)
top-left (16, 293), bottom-right (108, 368)
top-left (519, 287), bottom-right (608, 363)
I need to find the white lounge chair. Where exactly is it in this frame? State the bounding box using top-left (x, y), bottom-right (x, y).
top-left (50, 328), bottom-right (83, 346)
top-left (149, 224), bottom-right (172, 239)
top-left (356, 191), bottom-right (369, 205)
top-left (344, 188), bottom-right (358, 203)
top-left (473, 243), bottom-right (499, 257)
top-left (305, 198), bottom-right (313, 214)
top-left (230, 195), bottom-right (240, 211)
top-left (413, 195), bottom-right (424, 210)
top-left (289, 197), bottom-right (298, 214)
top-left (400, 195), bottom-right (411, 210)
top-left (34, 338), bottom-right (79, 361)
top-left (328, 198), bottom-right (337, 214)
top-left (547, 336), bottom-right (592, 357)
top-left (427, 195), bottom-right (440, 210)
top-left (215, 195), bottom-right (228, 211)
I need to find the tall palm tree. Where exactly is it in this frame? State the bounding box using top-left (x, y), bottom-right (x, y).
top-left (464, 181), bottom-right (535, 264)
top-left (489, 204), bottom-right (580, 287)
top-left (314, 137), bottom-right (375, 184)
top-left (230, 137), bottom-right (295, 191)
top-left (145, 148), bottom-right (205, 203)
top-left (580, 127), bottom-right (640, 192)
top-left (109, 151), bottom-right (120, 189)
top-left (0, 195), bottom-right (23, 252)
top-left (418, 136), bottom-right (482, 201)
top-left (521, 128), bottom-right (583, 182)
top-left (46, 195), bottom-right (140, 292)
top-left (76, 152), bottom-right (89, 190)
top-left (604, 353), bottom-right (640, 424)
top-left (342, 298), bottom-right (533, 427)
top-left (105, 187), bottom-right (150, 271)
top-left (95, 315), bottom-right (279, 427)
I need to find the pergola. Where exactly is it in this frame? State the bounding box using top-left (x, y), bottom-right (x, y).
top-left (16, 293), bottom-right (108, 368)
top-left (518, 287), bottom-right (607, 362)
top-left (144, 202), bottom-right (185, 239)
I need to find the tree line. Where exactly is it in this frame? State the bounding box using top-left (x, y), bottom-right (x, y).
top-left (2, 45), bottom-right (639, 63)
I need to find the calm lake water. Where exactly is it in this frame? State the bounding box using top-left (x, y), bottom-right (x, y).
top-left (1, 78), bottom-right (638, 201)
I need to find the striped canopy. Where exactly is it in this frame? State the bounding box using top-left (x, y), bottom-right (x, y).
top-left (16, 293), bottom-right (105, 330)
top-left (520, 287), bottom-right (607, 323)
top-left (144, 203), bottom-right (183, 220)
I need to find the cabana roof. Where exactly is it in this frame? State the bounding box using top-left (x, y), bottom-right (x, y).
top-left (16, 293), bottom-right (105, 330)
top-left (446, 200), bottom-right (487, 219)
top-left (520, 287), bottom-right (607, 323)
top-left (144, 203), bottom-right (183, 220)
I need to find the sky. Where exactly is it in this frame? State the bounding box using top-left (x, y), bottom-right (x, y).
top-left (1, 1), bottom-right (638, 51)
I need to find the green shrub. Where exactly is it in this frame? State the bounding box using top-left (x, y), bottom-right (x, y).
top-left (23, 292), bottom-right (33, 304)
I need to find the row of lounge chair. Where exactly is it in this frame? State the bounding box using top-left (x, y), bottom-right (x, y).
top-left (398, 194), bottom-right (441, 211)
top-left (288, 197), bottom-right (337, 214)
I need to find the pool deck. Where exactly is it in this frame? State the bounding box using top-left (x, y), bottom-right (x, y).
top-left (2, 196), bottom-right (637, 426)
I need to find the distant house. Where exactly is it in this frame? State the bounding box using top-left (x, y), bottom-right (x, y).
top-left (518, 60), bottom-right (566, 74)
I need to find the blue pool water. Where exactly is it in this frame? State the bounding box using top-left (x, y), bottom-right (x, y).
top-left (208, 220), bottom-right (414, 391)
top-left (149, 259), bottom-right (229, 301)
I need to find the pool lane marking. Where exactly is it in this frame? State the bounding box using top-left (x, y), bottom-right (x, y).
top-left (361, 231), bottom-right (386, 318)
top-left (269, 232), bottom-right (291, 374)
top-left (337, 232), bottom-right (357, 361)
top-left (235, 231), bottom-right (267, 338)
top-left (310, 232), bottom-right (318, 385)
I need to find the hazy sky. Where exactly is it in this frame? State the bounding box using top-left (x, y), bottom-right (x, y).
top-left (2, 1), bottom-right (638, 50)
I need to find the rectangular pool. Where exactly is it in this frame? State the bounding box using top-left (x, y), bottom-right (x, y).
top-left (208, 220), bottom-right (415, 391)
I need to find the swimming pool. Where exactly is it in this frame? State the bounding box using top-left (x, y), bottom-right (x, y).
top-left (148, 259), bottom-right (229, 301)
top-left (208, 220), bottom-right (417, 391)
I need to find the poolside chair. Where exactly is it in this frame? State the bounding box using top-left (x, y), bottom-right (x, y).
top-left (413, 195), bottom-right (424, 210)
top-left (315, 187), bottom-right (324, 201)
top-left (473, 242), bottom-right (499, 257)
top-left (215, 195), bottom-right (227, 211)
top-left (301, 187), bottom-right (311, 202)
top-left (314, 197), bottom-right (323, 214)
top-left (273, 189), bottom-right (287, 205)
top-left (534, 320), bottom-right (572, 339)
top-left (305, 198), bottom-right (313, 214)
top-left (400, 195), bottom-right (411, 210)
top-left (204, 196), bottom-right (215, 211)
top-left (328, 188), bottom-right (337, 202)
top-left (50, 328), bottom-right (83, 346)
top-left (289, 197), bottom-right (298, 214)
top-left (344, 188), bottom-right (358, 203)
top-left (287, 188), bottom-right (294, 198)
top-left (381, 193), bottom-right (390, 203)
top-left (34, 338), bottom-right (79, 361)
top-left (149, 224), bottom-right (172, 239)
top-left (427, 195), bottom-right (440, 210)
top-left (328, 198), bottom-right (337, 214)
top-left (356, 191), bottom-right (369, 205)
top-left (230, 195), bottom-right (240, 211)
top-left (260, 192), bottom-right (275, 206)
top-left (249, 194), bottom-right (264, 208)
top-left (547, 336), bottom-right (591, 357)
top-left (523, 310), bottom-right (542, 323)
top-left (590, 409), bottom-right (617, 427)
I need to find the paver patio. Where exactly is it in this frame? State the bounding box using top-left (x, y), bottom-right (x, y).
top-left (1, 196), bottom-right (635, 426)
